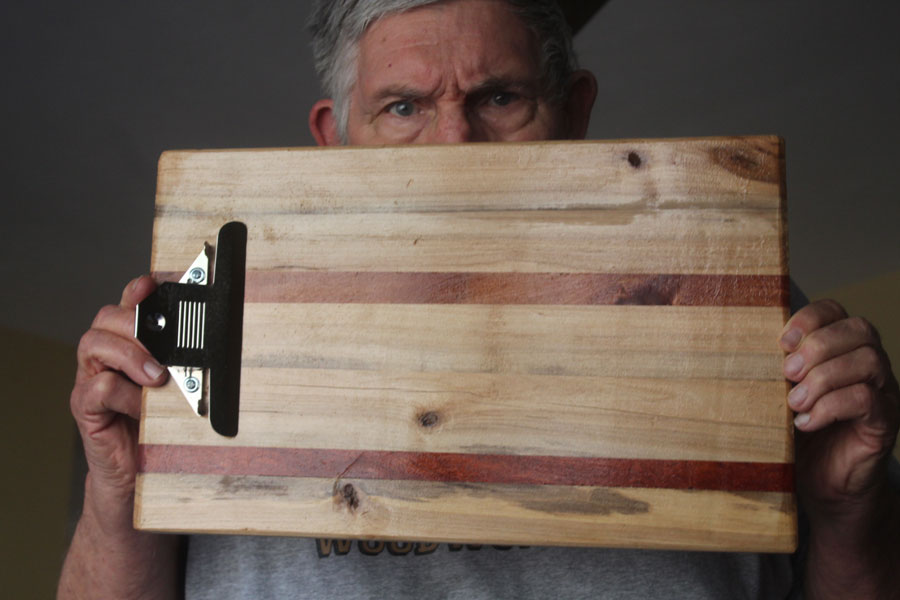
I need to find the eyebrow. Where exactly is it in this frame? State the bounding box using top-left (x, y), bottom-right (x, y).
top-left (466, 76), bottom-right (541, 96)
top-left (371, 85), bottom-right (430, 104)
top-left (370, 76), bottom-right (542, 105)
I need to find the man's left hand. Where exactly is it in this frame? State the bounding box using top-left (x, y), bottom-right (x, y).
top-left (781, 298), bottom-right (899, 524)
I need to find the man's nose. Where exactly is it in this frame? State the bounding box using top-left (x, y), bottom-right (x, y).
top-left (428, 107), bottom-right (476, 143)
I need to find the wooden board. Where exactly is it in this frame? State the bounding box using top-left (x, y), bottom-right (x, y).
top-left (135, 137), bottom-right (796, 553)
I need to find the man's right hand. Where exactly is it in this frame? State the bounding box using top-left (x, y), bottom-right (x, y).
top-left (71, 275), bottom-right (167, 526)
top-left (59, 275), bottom-right (180, 600)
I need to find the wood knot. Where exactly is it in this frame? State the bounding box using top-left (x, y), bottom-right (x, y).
top-left (709, 144), bottom-right (778, 183)
top-left (627, 151), bottom-right (642, 168)
top-left (418, 411), bottom-right (440, 428)
top-left (340, 483), bottom-right (360, 510)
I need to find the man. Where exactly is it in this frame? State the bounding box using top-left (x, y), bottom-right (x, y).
top-left (59, 0), bottom-right (900, 598)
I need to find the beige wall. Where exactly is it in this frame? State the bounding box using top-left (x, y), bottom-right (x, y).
top-left (0, 327), bottom-right (75, 599)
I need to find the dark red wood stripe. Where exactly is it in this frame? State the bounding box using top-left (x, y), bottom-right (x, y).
top-left (154, 272), bottom-right (788, 307)
top-left (138, 445), bottom-right (793, 492)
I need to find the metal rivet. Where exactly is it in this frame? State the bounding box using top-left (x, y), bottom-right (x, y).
top-left (184, 377), bottom-right (200, 392)
top-left (146, 313), bottom-right (166, 332)
top-left (189, 268), bottom-right (206, 283)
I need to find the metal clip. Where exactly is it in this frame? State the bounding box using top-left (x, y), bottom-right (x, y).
top-left (135, 222), bottom-right (247, 437)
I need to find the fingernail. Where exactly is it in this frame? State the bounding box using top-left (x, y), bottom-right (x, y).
top-left (132, 277), bottom-right (141, 291)
top-left (781, 328), bottom-right (802, 350)
top-left (788, 384), bottom-right (808, 410)
top-left (784, 353), bottom-right (804, 377)
top-left (143, 360), bottom-right (165, 380)
top-left (794, 413), bottom-right (810, 428)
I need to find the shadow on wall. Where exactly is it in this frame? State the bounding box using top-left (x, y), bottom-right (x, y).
top-left (0, 327), bottom-right (76, 599)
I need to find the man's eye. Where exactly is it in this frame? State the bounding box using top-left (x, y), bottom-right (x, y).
top-left (388, 101), bottom-right (416, 117)
top-left (490, 92), bottom-right (518, 107)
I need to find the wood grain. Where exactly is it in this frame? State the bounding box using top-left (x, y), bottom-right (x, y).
top-left (232, 272), bottom-right (788, 306)
top-left (154, 272), bottom-right (788, 306)
top-left (139, 445), bottom-right (794, 492)
top-left (135, 474), bottom-right (796, 552)
top-left (154, 139), bottom-right (782, 213)
top-left (137, 137), bottom-right (795, 552)
top-left (141, 368), bottom-right (791, 462)
top-left (236, 304), bottom-right (784, 379)
top-left (151, 209), bottom-right (785, 275)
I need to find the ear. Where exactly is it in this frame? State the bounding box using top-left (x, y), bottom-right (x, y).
top-left (563, 70), bottom-right (598, 140)
top-left (309, 99), bottom-right (342, 146)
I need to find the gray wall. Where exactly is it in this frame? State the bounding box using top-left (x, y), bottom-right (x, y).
top-left (579, 0), bottom-right (900, 293)
top-left (3, 0), bottom-right (898, 346)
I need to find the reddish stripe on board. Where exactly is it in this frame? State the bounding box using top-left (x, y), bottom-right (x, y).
top-left (154, 272), bottom-right (788, 306)
top-left (138, 445), bottom-right (794, 492)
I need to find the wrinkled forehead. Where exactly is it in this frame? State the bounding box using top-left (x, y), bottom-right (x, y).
top-left (355, 0), bottom-right (543, 94)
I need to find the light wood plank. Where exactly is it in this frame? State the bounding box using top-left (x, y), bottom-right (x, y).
top-left (151, 209), bottom-right (783, 275)
top-left (142, 369), bottom-right (791, 463)
top-left (135, 473), bottom-right (796, 553)
top-left (238, 304), bottom-right (784, 379)
top-left (154, 138), bottom-right (782, 215)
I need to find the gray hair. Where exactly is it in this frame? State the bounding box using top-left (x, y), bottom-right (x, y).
top-left (308, 0), bottom-right (578, 142)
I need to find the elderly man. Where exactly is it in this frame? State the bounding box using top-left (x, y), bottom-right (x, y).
top-left (59, 0), bottom-right (899, 598)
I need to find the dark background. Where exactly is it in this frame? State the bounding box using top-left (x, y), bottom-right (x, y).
top-left (1, 1), bottom-right (899, 597)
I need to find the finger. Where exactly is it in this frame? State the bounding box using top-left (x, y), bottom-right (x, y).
top-left (91, 303), bottom-right (138, 338)
top-left (77, 327), bottom-right (167, 385)
top-left (788, 345), bottom-right (888, 413)
top-left (793, 383), bottom-right (882, 433)
top-left (783, 317), bottom-right (882, 382)
top-left (121, 275), bottom-right (158, 309)
top-left (780, 299), bottom-right (848, 351)
top-left (91, 276), bottom-right (162, 352)
top-left (71, 370), bottom-right (143, 423)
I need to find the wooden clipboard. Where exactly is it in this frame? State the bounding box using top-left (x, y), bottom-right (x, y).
top-left (135, 137), bottom-right (796, 552)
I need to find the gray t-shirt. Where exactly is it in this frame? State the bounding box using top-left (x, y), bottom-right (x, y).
top-left (184, 536), bottom-right (796, 599)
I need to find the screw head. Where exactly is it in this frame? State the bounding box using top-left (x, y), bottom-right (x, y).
top-left (189, 268), bottom-right (206, 283)
top-left (184, 377), bottom-right (200, 393)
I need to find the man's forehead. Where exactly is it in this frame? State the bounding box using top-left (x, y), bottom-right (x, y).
top-left (355, 0), bottom-right (541, 94)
